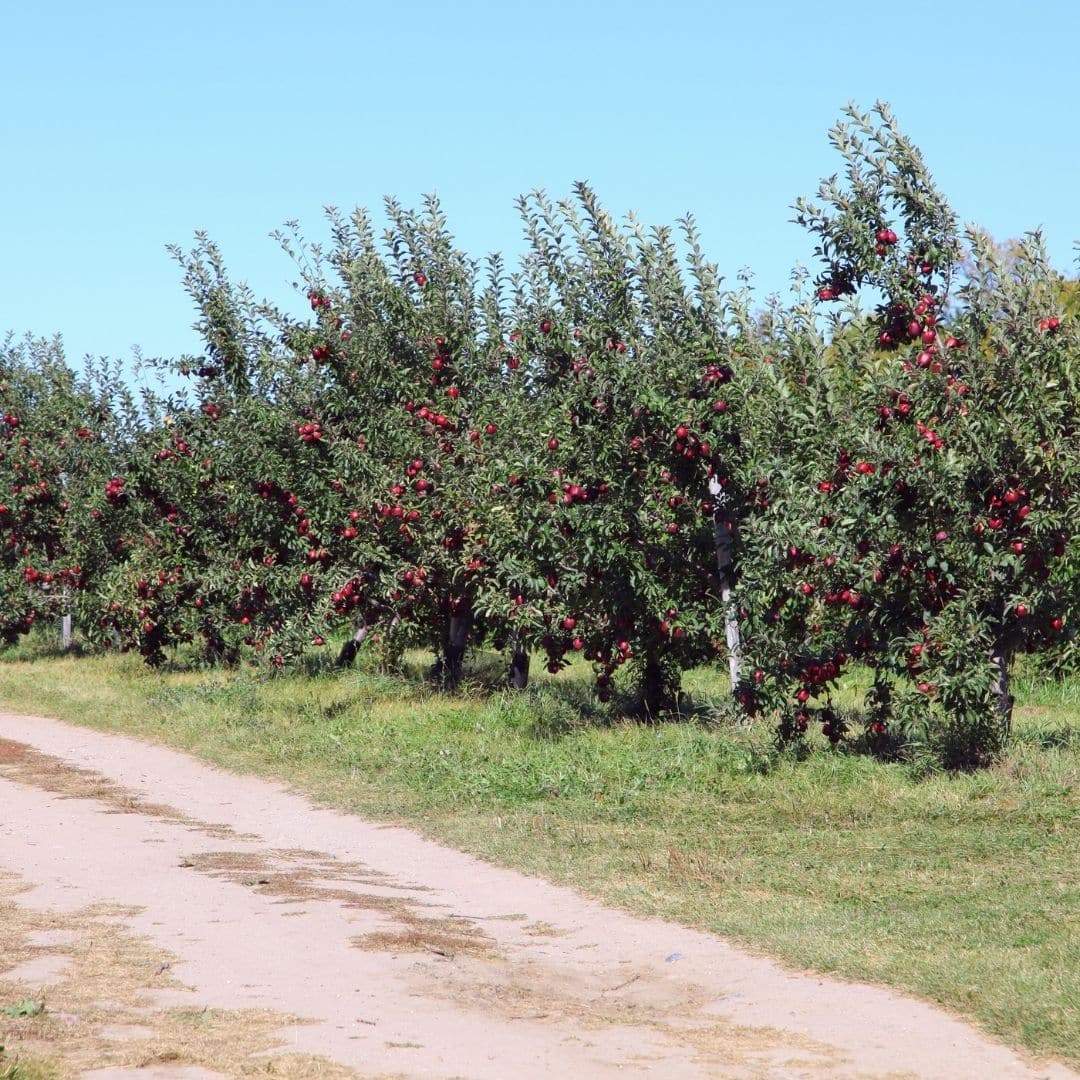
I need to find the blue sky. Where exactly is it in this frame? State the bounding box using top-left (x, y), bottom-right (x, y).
top-left (3, 1), bottom-right (1077, 375)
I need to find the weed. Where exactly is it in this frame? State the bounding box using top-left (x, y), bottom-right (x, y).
top-left (1, 1000), bottom-right (43, 1019)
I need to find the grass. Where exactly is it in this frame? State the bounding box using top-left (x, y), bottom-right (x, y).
top-left (0, 1059), bottom-right (59, 1080)
top-left (0, 643), bottom-right (1076, 1069)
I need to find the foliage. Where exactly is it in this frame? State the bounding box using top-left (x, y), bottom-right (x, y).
top-left (736, 103), bottom-right (1079, 762)
top-left (0, 335), bottom-right (137, 646)
top-left (1, 102), bottom-right (1076, 763)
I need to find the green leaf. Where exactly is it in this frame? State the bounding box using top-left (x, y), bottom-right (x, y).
top-left (3, 998), bottom-right (45, 1018)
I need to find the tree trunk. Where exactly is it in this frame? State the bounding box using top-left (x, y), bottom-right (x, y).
top-left (990, 639), bottom-right (1015, 745)
top-left (508, 639), bottom-right (530, 690)
top-left (868, 666), bottom-right (892, 716)
top-left (337, 622), bottom-right (370, 667)
top-left (381, 614), bottom-right (402, 671)
top-left (203, 631), bottom-right (237, 666)
top-left (439, 607), bottom-right (472, 690)
top-left (710, 476), bottom-right (742, 688)
top-left (638, 654), bottom-right (679, 718)
top-left (61, 586), bottom-right (72, 651)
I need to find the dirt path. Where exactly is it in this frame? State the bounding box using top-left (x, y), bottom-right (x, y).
top-left (0, 710), bottom-right (1074, 1080)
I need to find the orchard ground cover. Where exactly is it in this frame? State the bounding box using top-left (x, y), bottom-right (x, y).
top-left (0, 641), bottom-right (1076, 1067)
top-left (0, 1054), bottom-right (53, 1080)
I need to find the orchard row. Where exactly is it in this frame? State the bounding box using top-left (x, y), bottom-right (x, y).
top-left (3, 105), bottom-right (1076, 762)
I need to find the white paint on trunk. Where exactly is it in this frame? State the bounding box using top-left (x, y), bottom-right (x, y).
top-left (61, 585), bottom-right (72, 650)
top-left (722, 584), bottom-right (741, 687)
top-left (990, 640), bottom-right (1014, 743)
top-left (710, 476), bottom-right (742, 688)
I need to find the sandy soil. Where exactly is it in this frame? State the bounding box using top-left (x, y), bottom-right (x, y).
top-left (0, 709), bottom-right (1074, 1080)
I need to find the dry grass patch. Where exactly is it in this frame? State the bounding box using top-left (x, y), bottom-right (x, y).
top-left (350, 918), bottom-right (494, 960)
top-left (178, 847), bottom-right (497, 961)
top-left (180, 848), bottom-right (418, 914)
top-left (0, 873), bottom-right (363, 1079)
top-left (424, 952), bottom-right (845, 1077)
top-left (0, 739), bottom-right (242, 840)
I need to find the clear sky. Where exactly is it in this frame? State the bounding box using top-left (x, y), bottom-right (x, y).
top-left (3, 1), bottom-right (1077, 375)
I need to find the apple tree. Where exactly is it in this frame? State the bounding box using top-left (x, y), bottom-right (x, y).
top-left (0, 334), bottom-right (134, 648)
top-left (463, 185), bottom-right (765, 713)
top-left (734, 103), bottom-right (1079, 762)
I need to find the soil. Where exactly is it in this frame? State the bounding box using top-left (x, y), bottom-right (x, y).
top-left (0, 709), bottom-right (1075, 1080)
